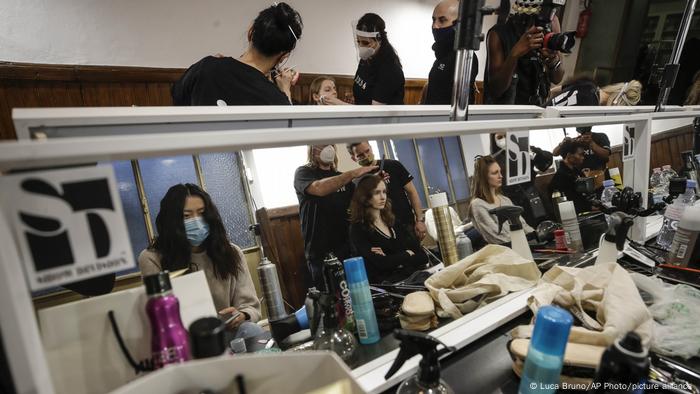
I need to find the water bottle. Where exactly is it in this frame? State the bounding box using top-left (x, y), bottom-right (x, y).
top-left (518, 306), bottom-right (573, 394)
top-left (657, 180), bottom-right (696, 250)
top-left (649, 168), bottom-right (664, 204)
top-left (456, 233), bottom-right (473, 260)
top-left (143, 272), bottom-right (191, 368)
top-left (343, 257), bottom-right (380, 345)
top-left (600, 180), bottom-right (617, 227)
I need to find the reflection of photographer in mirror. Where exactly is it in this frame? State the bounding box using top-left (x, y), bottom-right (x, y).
top-left (349, 175), bottom-right (428, 283)
top-left (352, 13), bottom-right (405, 105)
top-left (294, 145), bottom-right (377, 287)
top-left (138, 184), bottom-right (263, 336)
top-left (485, 0), bottom-right (566, 106)
top-left (468, 156), bottom-right (535, 245)
top-left (491, 132), bottom-right (553, 226)
top-left (553, 127), bottom-right (611, 189)
top-left (172, 2), bottom-right (302, 106)
top-left (309, 76), bottom-right (348, 105)
top-left (548, 140), bottom-right (593, 213)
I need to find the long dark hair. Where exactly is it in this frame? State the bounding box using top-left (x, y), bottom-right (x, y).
top-left (152, 183), bottom-right (242, 280)
top-left (251, 2), bottom-right (303, 57)
top-left (350, 175), bottom-right (395, 227)
top-left (356, 13), bottom-right (402, 68)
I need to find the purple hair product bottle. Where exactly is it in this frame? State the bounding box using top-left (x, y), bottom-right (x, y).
top-left (143, 272), bottom-right (191, 368)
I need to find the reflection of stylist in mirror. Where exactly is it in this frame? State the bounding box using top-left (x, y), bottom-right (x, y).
top-left (349, 175), bottom-right (428, 283)
top-left (468, 156), bottom-right (535, 245)
top-left (138, 184), bottom-right (263, 337)
top-left (351, 13), bottom-right (405, 105)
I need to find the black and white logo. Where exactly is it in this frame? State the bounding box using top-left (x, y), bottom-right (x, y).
top-left (0, 167), bottom-right (134, 290)
top-left (506, 131), bottom-right (531, 185)
top-left (623, 125), bottom-right (635, 162)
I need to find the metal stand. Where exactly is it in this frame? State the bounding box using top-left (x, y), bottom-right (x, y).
top-left (450, 0), bottom-right (496, 121)
top-left (655, 0), bottom-right (698, 112)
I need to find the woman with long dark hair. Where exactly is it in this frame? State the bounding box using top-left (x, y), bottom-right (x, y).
top-left (172, 2), bottom-right (303, 105)
top-left (139, 184), bottom-right (262, 335)
top-left (468, 156), bottom-right (534, 245)
top-left (349, 175), bottom-right (427, 283)
top-left (350, 13), bottom-right (405, 105)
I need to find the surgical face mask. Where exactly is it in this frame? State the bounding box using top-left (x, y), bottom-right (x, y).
top-left (432, 24), bottom-right (456, 44)
top-left (319, 145), bottom-right (336, 164)
top-left (358, 152), bottom-right (375, 167)
top-left (358, 46), bottom-right (376, 60)
top-left (495, 137), bottom-right (506, 149)
top-left (184, 216), bottom-right (209, 247)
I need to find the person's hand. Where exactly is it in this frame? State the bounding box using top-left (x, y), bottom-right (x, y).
top-left (219, 306), bottom-right (245, 330)
top-left (414, 221), bottom-right (427, 241)
top-left (273, 68), bottom-right (296, 94)
top-left (379, 170), bottom-right (390, 182)
top-left (406, 250), bottom-right (415, 256)
top-left (511, 26), bottom-right (543, 59)
top-left (370, 247), bottom-right (386, 256)
top-left (351, 165), bottom-right (378, 178)
top-left (578, 134), bottom-right (592, 146)
top-left (540, 48), bottom-right (559, 66)
top-left (320, 96), bottom-right (348, 105)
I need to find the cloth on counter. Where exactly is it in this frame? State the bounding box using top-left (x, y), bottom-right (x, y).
top-left (519, 262), bottom-right (653, 348)
top-left (398, 291), bottom-right (437, 331)
top-left (424, 245), bottom-right (541, 320)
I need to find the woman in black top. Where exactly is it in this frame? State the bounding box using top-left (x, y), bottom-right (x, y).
top-left (349, 175), bottom-right (427, 284)
top-left (350, 14), bottom-right (405, 105)
top-left (172, 2), bottom-right (303, 106)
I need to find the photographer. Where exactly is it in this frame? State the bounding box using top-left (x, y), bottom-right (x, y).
top-left (549, 140), bottom-right (592, 213)
top-left (485, 0), bottom-right (565, 106)
top-left (553, 127), bottom-right (611, 189)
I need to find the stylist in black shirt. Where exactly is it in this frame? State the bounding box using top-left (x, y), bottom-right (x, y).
top-left (549, 140), bottom-right (592, 213)
top-left (172, 2), bottom-right (302, 106)
top-left (352, 13), bottom-right (405, 105)
top-left (294, 145), bottom-right (377, 287)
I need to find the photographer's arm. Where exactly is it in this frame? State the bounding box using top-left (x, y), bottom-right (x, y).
top-left (487, 26), bottom-right (543, 99)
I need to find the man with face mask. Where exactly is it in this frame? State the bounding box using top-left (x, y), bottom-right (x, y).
top-left (422, 0), bottom-right (479, 105)
top-left (347, 142), bottom-right (428, 241)
top-left (294, 144), bottom-right (377, 287)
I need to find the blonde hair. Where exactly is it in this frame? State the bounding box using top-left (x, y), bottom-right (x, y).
top-left (600, 80), bottom-right (642, 106)
top-left (306, 144), bottom-right (338, 170)
top-left (308, 76), bottom-right (336, 105)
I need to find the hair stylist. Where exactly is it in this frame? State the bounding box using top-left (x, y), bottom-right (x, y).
top-left (294, 145), bottom-right (377, 287)
top-left (350, 13), bottom-right (405, 105)
top-left (172, 2), bottom-right (303, 106)
top-left (138, 184), bottom-right (262, 337)
top-left (468, 156), bottom-right (535, 245)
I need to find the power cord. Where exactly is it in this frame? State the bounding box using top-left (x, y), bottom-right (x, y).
top-left (107, 310), bottom-right (154, 373)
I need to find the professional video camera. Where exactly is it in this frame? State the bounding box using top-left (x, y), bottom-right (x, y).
top-left (535, 0), bottom-right (576, 53)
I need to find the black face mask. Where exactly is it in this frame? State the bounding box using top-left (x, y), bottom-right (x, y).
top-left (432, 24), bottom-right (456, 57)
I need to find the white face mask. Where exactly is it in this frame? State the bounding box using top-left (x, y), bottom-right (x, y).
top-left (319, 145), bottom-right (336, 164)
top-left (358, 46), bottom-right (376, 60)
top-left (495, 137), bottom-right (506, 149)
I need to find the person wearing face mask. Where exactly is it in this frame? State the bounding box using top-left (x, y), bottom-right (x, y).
top-left (468, 155), bottom-right (535, 245)
top-left (294, 144), bottom-right (378, 287)
top-left (138, 184), bottom-right (262, 338)
top-left (347, 141), bottom-right (427, 241)
top-left (490, 132), bottom-right (553, 226)
top-left (349, 175), bottom-right (428, 284)
top-left (351, 13), bottom-right (405, 105)
top-left (422, 0), bottom-right (479, 105)
top-left (309, 76), bottom-right (349, 105)
top-left (172, 2), bottom-right (302, 106)
top-left (548, 140), bottom-right (592, 213)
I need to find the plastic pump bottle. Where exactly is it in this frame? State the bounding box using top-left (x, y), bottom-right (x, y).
top-left (385, 329), bottom-right (456, 394)
top-left (518, 305), bottom-right (573, 394)
top-left (488, 206), bottom-right (534, 261)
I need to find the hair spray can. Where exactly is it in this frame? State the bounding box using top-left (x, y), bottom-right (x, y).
top-left (257, 257), bottom-right (287, 321)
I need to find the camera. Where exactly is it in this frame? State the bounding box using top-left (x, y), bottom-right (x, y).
top-left (535, 0), bottom-right (576, 53)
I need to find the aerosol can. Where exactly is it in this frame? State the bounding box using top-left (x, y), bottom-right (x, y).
top-left (488, 206), bottom-right (534, 261)
top-left (385, 329), bottom-right (456, 394)
top-left (257, 257), bottom-right (286, 321)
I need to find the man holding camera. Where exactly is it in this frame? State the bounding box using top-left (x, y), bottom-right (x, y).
top-left (553, 127), bottom-right (611, 189)
top-left (549, 139), bottom-right (592, 213)
top-left (485, 0), bottom-right (566, 106)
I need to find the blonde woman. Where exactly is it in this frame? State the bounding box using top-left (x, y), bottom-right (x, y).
top-left (308, 76), bottom-right (348, 105)
top-left (549, 76), bottom-right (642, 107)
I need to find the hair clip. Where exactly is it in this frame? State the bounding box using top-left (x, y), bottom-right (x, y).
top-left (612, 82), bottom-right (629, 105)
top-left (288, 25), bottom-right (298, 41)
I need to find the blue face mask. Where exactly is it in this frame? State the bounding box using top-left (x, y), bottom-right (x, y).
top-left (184, 217), bottom-right (209, 247)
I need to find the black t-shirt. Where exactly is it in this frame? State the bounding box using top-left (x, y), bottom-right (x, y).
top-left (294, 166), bottom-right (355, 263)
top-left (353, 57), bottom-right (405, 105)
top-left (580, 132), bottom-right (611, 171)
top-left (549, 162), bottom-right (592, 213)
top-left (548, 78), bottom-right (600, 107)
top-left (378, 159), bottom-right (415, 226)
top-left (349, 222), bottom-right (428, 284)
top-left (172, 56), bottom-right (290, 106)
top-left (425, 51), bottom-right (478, 105)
